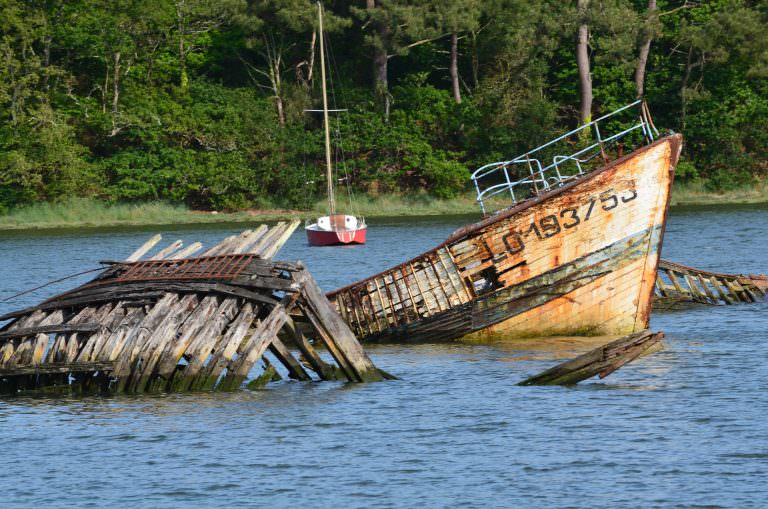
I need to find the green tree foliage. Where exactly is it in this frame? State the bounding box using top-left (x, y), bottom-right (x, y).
top-left (0, 0), bottom-right (767, 213)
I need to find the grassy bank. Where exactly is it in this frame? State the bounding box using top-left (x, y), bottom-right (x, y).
top-left (668, 180), bottom-right (768, 207)
top-left (2, 183), bottom-right (767, 231)
top-left (0, 194), bottom-right (482, 231)
top-left (0, 198), bottom-right (298, 231)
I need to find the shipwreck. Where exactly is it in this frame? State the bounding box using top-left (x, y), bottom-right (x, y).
top-left (329, 101), bottom-right (683, 342)
top-left (0, 222), bottom-right (390, 395)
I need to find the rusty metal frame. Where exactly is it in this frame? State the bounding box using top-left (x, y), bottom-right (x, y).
top-left (110, 254), bottom-right (256, 283)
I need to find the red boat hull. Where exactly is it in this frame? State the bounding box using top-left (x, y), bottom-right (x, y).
top-left (306, 226), bottom-right (367, 246)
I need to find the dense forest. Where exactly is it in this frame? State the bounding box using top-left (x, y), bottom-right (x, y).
top-left (1, 0), bottom-right (767, 213)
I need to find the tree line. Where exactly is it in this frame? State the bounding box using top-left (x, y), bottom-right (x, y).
top-left (1, 0), bottom-right (766, 213)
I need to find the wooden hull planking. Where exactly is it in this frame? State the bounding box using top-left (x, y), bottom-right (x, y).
top-left (328, 134), bottom-right (682, 342)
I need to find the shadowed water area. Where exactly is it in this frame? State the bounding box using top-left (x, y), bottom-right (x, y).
top-left (1, 205), bottom-right (767, 508)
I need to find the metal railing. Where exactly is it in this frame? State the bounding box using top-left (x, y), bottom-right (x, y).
top-left (471, 100), bottom-right (660, 215)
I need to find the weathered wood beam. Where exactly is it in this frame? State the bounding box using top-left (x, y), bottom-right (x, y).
top-left (126, 234), bottom-right (162, 262)
top-left (518, 330), bottom-right (664, 386)
top-left (296, 269), bottom-right (386, 382)
top-left (188, 302), bottom-right (258, 390)
top-left (0, 362), bottom-right (114, 376)
top-left (151, 240), bottom-right (184, 260)
top-left (0, 323), bottom-right (102, 340)
top-left (217, 304), bottom-right (290, 391)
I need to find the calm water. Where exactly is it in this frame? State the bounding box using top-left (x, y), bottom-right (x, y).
top-left (1, 206), bottom-right (767, 508)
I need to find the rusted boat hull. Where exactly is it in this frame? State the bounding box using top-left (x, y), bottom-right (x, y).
top-left (328, 134), bottom-right (682, 343)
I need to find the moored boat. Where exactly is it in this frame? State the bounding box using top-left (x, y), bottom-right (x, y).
top-left (305, 2), bottom-right (366, 246)
top-left (306, 214), bottom-right (367, 246)
top-left (327, 101), bottom-right (682, 341)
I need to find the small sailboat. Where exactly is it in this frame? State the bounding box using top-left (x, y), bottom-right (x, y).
top-left (305, 2), bottom-right (367, 246)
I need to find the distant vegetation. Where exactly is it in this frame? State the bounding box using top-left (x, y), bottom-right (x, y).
top-left (1, 0), bottom-right (766, 215)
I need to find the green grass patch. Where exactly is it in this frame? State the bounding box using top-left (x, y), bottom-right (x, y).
top-left (3, 182), bottom-right (768, 232)
top-left (310, 192), bottom-right (482, 218)
top-left (670, 179), bottom-right (768, 207)
top-left (0, 198), bottom-right (298, 231)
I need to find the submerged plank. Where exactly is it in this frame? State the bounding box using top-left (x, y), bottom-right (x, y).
top-left (518, 330), bottom-right (664, 386)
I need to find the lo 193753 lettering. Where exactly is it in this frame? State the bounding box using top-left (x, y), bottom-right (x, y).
top-left (500, 188), bottom-right (638, 255)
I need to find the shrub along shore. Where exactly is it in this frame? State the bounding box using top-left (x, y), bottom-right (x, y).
top-left (2, 2), bottom-right (766, 218)
top-left (2, 182), bottom-right (766, 232)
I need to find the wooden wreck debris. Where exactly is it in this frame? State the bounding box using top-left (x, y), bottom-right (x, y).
top-left (517, 330), bottom-right (664, 386)
top-left (654, 260), bottom-right (768, 309)
top-left (0, 221), bottom-right (391, 395)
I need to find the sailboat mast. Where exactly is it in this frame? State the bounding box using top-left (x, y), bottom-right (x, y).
top-left (318, 2), bottom-right (335, 216)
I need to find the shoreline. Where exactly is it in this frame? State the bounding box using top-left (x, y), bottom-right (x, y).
top-left (2, 184), bottom-right (767, 232)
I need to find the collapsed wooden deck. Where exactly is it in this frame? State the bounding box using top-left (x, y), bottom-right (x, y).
top-left (0, 222), bottom-right (389, 395)
top-left (654, 260), bottom-right (768, 309)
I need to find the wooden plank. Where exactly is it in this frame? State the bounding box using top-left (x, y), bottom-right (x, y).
top-left (666, 270), bottom-right (686, 294)
top-left (4, 309), bottom-right (46, 333)
top-left (724, 279), bottom-right (751, 303)
top-left (349, 290), bottom-right (376, 337)
top-left (0, 322), bottom-right (102, 340)
top-left (710, 277), bottom-right (734, 304)
top-left (201, 234), bottom-right (239, 257)
top-left (418, 260), bottom-right (447, 312)
top-left (268, 337), bottom-right (311, 381)
top-left (444, 247), bottom-right (476, 299)
top-left (111, 293), bottom-right (180, 379)
top-left (5, 281), bottom-right (278, 318)
top-left (0, 362), bottom-right (114, 377)
top-left (298, 301), bottom-right (357, 381)
top-left (696, 275), bottom-right (718, 302)
top-left (408, 262), bottom-right (434, 315)
top-left (387, 273), bottom-right (408, 318)
top-left (189, 302), bottom-right (258, 391)
top-left (151, 240), bottom-right (183, 260)
top-left (155, 295), bottom-right (224, 378)
top-left (172, 242), bottom-right (203, 259)
top-left (282, 316), bottom-right (337, 380)
top-left (437, 248), bottom-right (469, 305)
top-left (126, 234), bottom-right (162, 262)
top-left (381, 276), bottom-right (401, 326)
top-left (369, 277), bottom-right (392, 328)
top-left (129, 294), bottom-right (200, 393)
top-left (260, 220), bottom-right (300, 259)
top-left (51, 306), bottom-right (101, 363)
top-left (170, 298), bottom-right (240, 391)
top-left (740, 284), bottom-right (760, 302)
top-left (8, 310), bottom-right (63, 367)
top-left (518, 330), bottom-right (664, 386)
top-left (217, 304), bottom-right (289, 390)
top-left (0, 342), bottom-right (14, 365)
top-left (683, 274), bottom-right (706, 302)
top-left (427, 255), bottom-right (455, 308)
top-left (297, 271), bottom-right (384, 382)
top-left (335, 291), bottom-right (351, 326)
top-left (343, 290), bottom-right (366, 338)
top-left (69, 304), bottom-right (115, 361)
top-left (76, 304), bottom-right (123, 362)
top-left (248, 223), bottom-right (284, 255)
top-left (232, 225), bottom-right (269, 254)
top-left (399, 267), bottom-right (420, 316)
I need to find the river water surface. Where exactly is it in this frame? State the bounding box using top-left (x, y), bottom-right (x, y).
top-left (1, 205), bottom-right (767, 508)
